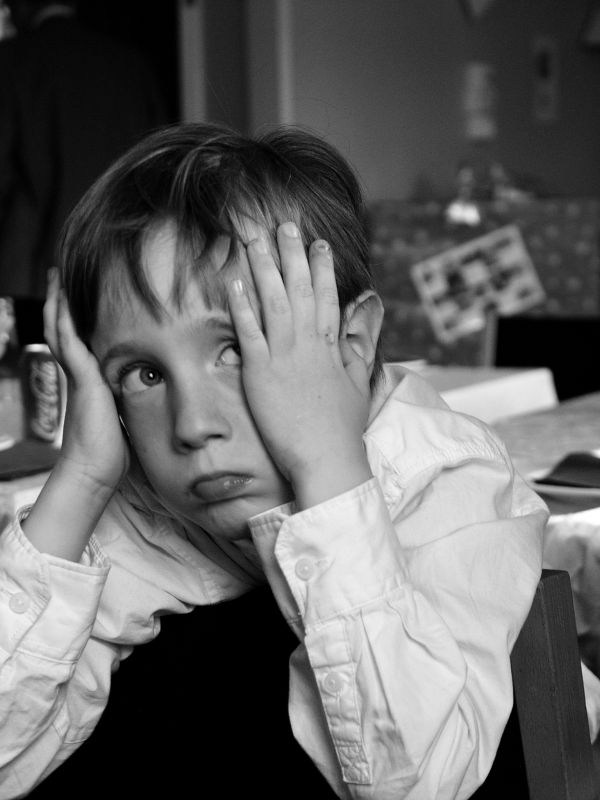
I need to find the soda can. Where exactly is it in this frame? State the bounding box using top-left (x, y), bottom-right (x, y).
top-left (20, 344), bottom-right (66, 447)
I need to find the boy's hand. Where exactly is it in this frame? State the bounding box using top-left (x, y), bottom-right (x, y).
top-left (43, 269), bottom-right (129, 494)
top-left (23, 270), bottom-right (129, 560)
top-left (228, 222), bottom-right (373, 509)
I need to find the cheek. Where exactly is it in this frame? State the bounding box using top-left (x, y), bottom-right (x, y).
top-left (121, 400), bottom-right (168, 460)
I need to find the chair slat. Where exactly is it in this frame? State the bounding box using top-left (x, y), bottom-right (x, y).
top-left (510, 569), bottom-right (599, 800)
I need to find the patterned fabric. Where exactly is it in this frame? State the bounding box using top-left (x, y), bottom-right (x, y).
top-left (367, 198), bottom-right (600, 364)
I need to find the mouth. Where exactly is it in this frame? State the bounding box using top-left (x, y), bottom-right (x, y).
top-left (190, 472), bottom-right (254, 503)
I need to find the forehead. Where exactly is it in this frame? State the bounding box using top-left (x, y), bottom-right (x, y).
top-left (142, 222), bottom-right (228, 306)
top-left (142, 220), bottom-right (247, 306)
top-left (96, 219), bottom-right (262, 332)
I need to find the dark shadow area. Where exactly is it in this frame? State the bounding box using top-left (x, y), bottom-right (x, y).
top-left (25, 586), bottom-right (339, 799)
top-left (78, 0), bottom-right (179, 122)
top-left (469, 706), bottom-right (529, 799)
top-left (0, 0), bottom-right (176, 301)
top-left (496, 315), bottom-right (600, 401)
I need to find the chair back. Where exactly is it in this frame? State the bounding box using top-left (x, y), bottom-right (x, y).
top-left (472, 569), bottom-right (600, 799)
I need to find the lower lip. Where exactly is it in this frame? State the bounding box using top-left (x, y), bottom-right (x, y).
top-left (191, 475), bottom-right (253, 503)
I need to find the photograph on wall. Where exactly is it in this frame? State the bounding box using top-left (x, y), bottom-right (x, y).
top-left (410, 225), bottom-right (545, 343)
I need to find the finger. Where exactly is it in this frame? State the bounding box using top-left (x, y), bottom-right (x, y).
top-left (276, 222), bottom-right (315, 327)
top-left (246, 235), bottom-right (293, 350)
top-left (308, 239), bottom-right (340, 342)
top-left (43, 267), bottom-right (60, 355)
top-left (54, 290), bottom-right (98, 383)
top-left (227, 278), bottom-right (269, 363)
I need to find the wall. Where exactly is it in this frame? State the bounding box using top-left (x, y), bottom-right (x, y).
top-left (291, 0), bottom-right (466, 201)
top-left (464, 1), bottom-right (600, 199)
top-left (241, 0), bottom-right (600, 202)
top-left (204, 0), bottom-right (248, 131)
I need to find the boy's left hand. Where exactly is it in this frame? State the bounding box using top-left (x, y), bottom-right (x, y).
top-left (228, 222), bottom-right (374, 510)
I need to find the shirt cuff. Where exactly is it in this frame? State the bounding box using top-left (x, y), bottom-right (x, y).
top-left (0, 516), bottom-right (110, 662)
top-left (254, 478), bottom-right (407, 628)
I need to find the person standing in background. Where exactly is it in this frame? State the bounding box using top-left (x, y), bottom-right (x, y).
top-left (0, 0), bottom-right (169, 302)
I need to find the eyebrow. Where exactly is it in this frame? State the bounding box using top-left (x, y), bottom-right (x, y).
top-left (98, 342), bottom-right (142, 374)
top-left (98, 315), bottom-right (236, 373)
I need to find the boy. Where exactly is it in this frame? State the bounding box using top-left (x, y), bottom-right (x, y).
top-left (0, 123), bottom-right (550, 798)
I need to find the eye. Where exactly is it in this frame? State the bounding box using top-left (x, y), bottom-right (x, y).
top-left (119, 364), bottom-right (164, 394)
top-left (217, 343), bottom-right (241, 367)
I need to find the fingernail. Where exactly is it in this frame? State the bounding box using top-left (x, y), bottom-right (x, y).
top-left (231, 279), bottom-right (245, 296)
top-left (313, 240), bottom-right (331, 254)
top-left (280, 222), bottom-right (300, 238)
top-left (249, 236), bottom-right (269, 254)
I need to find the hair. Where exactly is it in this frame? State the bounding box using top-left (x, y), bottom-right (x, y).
top-left (6, 0), bottom-right (77, 16)
top-left (8, 0), bottom-right (77, 9)
top-left (58, 121), bottom-right (383, 383)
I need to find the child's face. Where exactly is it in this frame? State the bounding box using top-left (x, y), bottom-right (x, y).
top-left (91, 221), bottom-right (294, 542)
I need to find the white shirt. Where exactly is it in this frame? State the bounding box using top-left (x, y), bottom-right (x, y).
top-left (0, 366), bottom-right (553, 798)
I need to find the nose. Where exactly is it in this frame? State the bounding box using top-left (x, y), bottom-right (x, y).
top-left (170, 378), bottom-right (231, 452)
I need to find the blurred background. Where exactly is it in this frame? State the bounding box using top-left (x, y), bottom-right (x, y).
top-left (1, 0), bottom-right (600, 399)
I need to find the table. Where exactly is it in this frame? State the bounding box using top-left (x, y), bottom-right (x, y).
top-left (0, 367), bottom-right (577, 517)
top-left (495, 392), bottom-right (600, 670)
top-left (402, 363), bottom-right (558, 424)
top-left (494, 391), bottom-right (600, 515)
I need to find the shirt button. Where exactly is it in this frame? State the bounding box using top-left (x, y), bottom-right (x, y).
top-left (323, 671), bottom-right (344, 694)
top-left (294, 558), bottom-right (315, 581)
top-left (9, 592), bottom-right (30, 614)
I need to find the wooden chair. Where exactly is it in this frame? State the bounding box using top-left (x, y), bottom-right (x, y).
top-left (473, 569), bottom-right (600, 799)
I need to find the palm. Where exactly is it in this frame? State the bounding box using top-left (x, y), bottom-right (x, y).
top-left (61, 349), bottom-right (129, 490)
top-left (44, 273), bottom-right (129, 492)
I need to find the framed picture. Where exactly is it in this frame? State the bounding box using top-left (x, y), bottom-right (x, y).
top-left (410, 225), bottom-right (545, 344)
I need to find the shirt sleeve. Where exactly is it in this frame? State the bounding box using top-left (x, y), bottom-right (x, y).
top-left (0, 516), bottom-right (116, 798)
top-left (252, 454), bottom-right (547, 799)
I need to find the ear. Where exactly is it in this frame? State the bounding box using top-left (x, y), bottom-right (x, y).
top-left (340, 290), bottom-right (384, 378)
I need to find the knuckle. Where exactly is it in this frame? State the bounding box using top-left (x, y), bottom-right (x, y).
top-left (268, 295), bottom-right (290, 316)
top-left (293, 281), bottom-right (314, 299)
top-left (319, 286), bottom-right (339, 306)
top-left (239, 322), bottom-right (263, 342)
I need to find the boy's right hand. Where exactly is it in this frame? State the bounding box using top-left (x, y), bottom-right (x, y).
top-left (44, 269), bottom-right (129, 493)
top-left (21, 270), bottom-right (128, 561)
